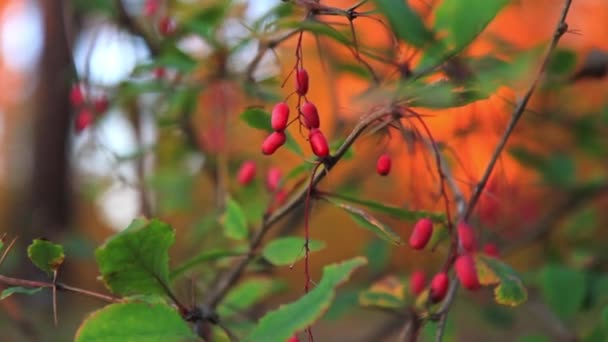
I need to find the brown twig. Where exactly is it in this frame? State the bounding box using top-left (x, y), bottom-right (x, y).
top-left (434, 1), bottom-right (573, 341)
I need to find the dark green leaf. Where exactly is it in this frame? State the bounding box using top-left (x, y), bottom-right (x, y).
top-left (262, 237), bottom-right (326, 266)
top-left (156, 48), bottom-right (197, 73)
top-left (509, 146), bottom-right (545, 170)
top-left (602, 306), bottom-right (608, 332)
top-left (323, 289), bottom-right (359, 321)
top-left (27, 239), bottom-right (65, 276)
top-left (324, 198), bottom-right (402, 245)
top-left (364, 239), bottom-right (391, 273)
top-left (95, 218), bottom-right (174, 297)
top-left (548, 49), bottom-right (577, 76)
top-left (171, 249), bottom-right (243, 279)
top-left (374, 0), bottom-right (434, 47)
top-left (476, 255), bottom-right (528, 306)
top-left (1, 287), bottom-right (43, 300)
top-left (245, 257), bottom-right (367, 342)
top-left (539, 264), bottom-right (587, 318)
top-left (75, 303), bottom-right (198, 342)
top-left (542, 154), bottom-right (575, 185)
top-left (221, 198), bottom-right (249, 241)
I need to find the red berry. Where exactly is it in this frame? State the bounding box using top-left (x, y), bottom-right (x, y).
top-left (237, 161), bottom-right (256, 185)
top-left (271, 102), bottom-right (290, 131)
top-left (300, 102), bottom-right (320, 129)
top-left (286, 335), bottom-right (299, 342)
top-left (409, 218), bottom-right (433, 250)
top-left (457, 221), bottom-right (476, 253)
top-left (143, 0), bottom-right (159, 17)
top-left (430, 272), bottom-right (449, 303)
top-left (158, 16), bottom-right (176, 36)
top-left (482, 243), bottom-right (500, 258)
top-left (455, 254), bottom-right (481, 290)
top-left (154, 67), bottom-right (166, 79)
top-left (93, 96), bottom-right (109, 114)
top-left (262, 131), bottom-right (286, 155)
top-left (295, 68), bottom-right (309, 96)
top-left (70, 84), bottom-right (85, 107)
top-left (376, 153), bottom-right (392, 176)
top-left (266, 167), bottom-right (282, 192)
top-left (308, 128), bottom-right (329, 157)
top-left (410, 270), bottom-right (426, 296)
top-left (75, 109), bottom-right (94, 132)
top-left (274, 189), bottom-right (288, 206)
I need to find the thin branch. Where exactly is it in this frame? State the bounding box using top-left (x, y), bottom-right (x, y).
top-left (434, 1), bottom-right (573, 341)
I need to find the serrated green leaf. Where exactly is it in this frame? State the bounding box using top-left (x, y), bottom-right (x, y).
top-left (75, 303), bottom-right (198, 342)
top-left (245, 257), bottom-right (367, 342)
top-left (374, 0), bottom-right (434, 48)
top-left (27, 239), bottom-right (65, 277)
top-left (240, 108), bottom-right (303, 156)
top-left (221, 198), bottom-right (249, 241)
top-left (476, 255), bottom-right (527, 306)
top-left (171, 249), bottom-right (242, 279)
top-left (1, 286), bottom-right (43, 300)
top-left (262, 237), bottom-right (325, 266)
top-left (219, 277), bottom-right (285, 317)
top-left (324, 198), bottom-right (402, 245)
top-left (95, 218), bottom-right (174, 297)
top-left (539, 264), bottom-right (587, 318)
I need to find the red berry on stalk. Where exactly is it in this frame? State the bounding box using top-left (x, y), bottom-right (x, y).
top-left (158, 16), bottom-right (176, 36)
top-left (376, 153), bottom-right (392, 176)
top-left (410, 270), bottom-right (426, 296)
top-left (409, 218), bottom-right (433, 250)
top-left (308, 128), bottom-right (329, 158)
top-left (295, 68), bottom-right (309, 96)
top-left (300, 101), bottom-right (320, 129)
top-left (457, 221), bottom-right (477, 253)
top-left (143, 0), bottom-right (159, 17)
top-left (266, 167), bottom-right (282, 192)
top-left (430, 272), bottom-right (449, 303)
top-left (455, 254), bottom-right (481, 290)
top-left (271, 102), bottom-right (290, 131)
top-left (273, 189), bottom-right (288, 206)
top-left (70, 84), bottom-right (85, 107)
top-left (237, 161), bottom-right (256, 186)
top-left (75, 109), bottom-right (94, 132)
top-left (262, 131), bottom-right (286, 155)
top-left (93, 96), bottom-right (109, 114)
top-left (483, 243), bottom-right (500, 258)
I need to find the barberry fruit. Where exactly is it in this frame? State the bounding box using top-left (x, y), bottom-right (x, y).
top-left (295, 68), bottom-right (309, 96)
top-left (457, 221), bottom-right (476, 253)
top-left (482, 243), bottom-right (500, 258)
top-left (237, 161), bottom-right (256, 185)
top-left (376, 153), bottom-right (392, 176)
top-left (409, 218), bottom-right (433, 250)
top-left (271, 102), bottom-right (290, 131)
top-left (430, 272), bottom-right (449, 303)
top-left (266, 167), bottom-right (282, 192)
top-left (455, 254), bottom-right (481, 290)
top-left (410, 270), bottom-right (426, 296)
top-left (308, 128), bottom-right (329, 158)
top-left (70, 84), bottom-right (85, 107)
top-left (262, 131), bottom-right (286, 155)
top-left (300, 101), bottom-right (320, 129)
top-left (158, 16), bottom-right (176, 36)
top-left (75, 109), bottom-right (94, 132)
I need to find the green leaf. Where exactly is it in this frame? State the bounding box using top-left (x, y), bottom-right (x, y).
top-left (364, 239), bottom-right (391, 273)
top-left (475, 255), bottom-right (528, 306)
top-left (27, 239), bottom-right (65, 276)
top-left (324, 198), bottom-right (402, 245)
top-left (358, 275), bottom-right (406, 310)
top-left (171, 249), bottom-right (242, 279)
top-left (282, 20), bottom-right (353, 46)
top-left (374, 0), bottom-right (434, 47)
top-left (245, 257), bottom-right (367, 342)
top-left (327, 192), bottom-right (445, 223)
top-left (182, 3), bottom-right (229, 42)
top-left (95, 218), bottom-right (174, 297)
top-left (542, 154), bottom-right (575, 185)
top-left (156, 47), bottom-right (197, 73)
top-left (221, 198), bottom-right (249, 241)
top-left (539, 264), bottom-right (587, 318)
top-left (602, 306), bottom-right (608, 332)
top-left (548, 49), bottom-right (577, 76)
top-left (434, 0), bottom-right (509, 54)
top-left (1, 286), bottom-right (43, 300)
top-left (240, 108), bottom-right (303, 156)
top-left (219, 277), bottom-right (285, 317)
top-left (75, 302), bottom-right (198, 342)
top-left (262, 237), bottom-right (326, 266)
top-left (518, 335), bottom-right (550, 342)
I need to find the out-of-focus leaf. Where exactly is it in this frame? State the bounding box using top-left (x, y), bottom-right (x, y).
top-left (262, 237), bottom-right (325, 266)
top-left (219, 277), bottom-right (285, 317)
top-left (182, 2), bottom-right (229, 42)
top-left (364, 239), bottom-right (391, 273)
top-left (156, 48), bottom-right (197, 73)
top-left (518, 335), bottom-right (550, 342)
top-left (542, 154), bottom-right (575, 185)
top-left (245, 257), bottom-right (367, 342)
top-left (27, 239), bottom-right (65, 277)
top-left (359, 275), bottom-right (406, 309)
top-left (75, 303), bottom-right (198, 342)
top-left (148, 168), bottom-right (195, 212)
top-left (171, 249), bottom-right (243, 279)
top-left (282, 20), bottom-right (352, 46)
top-left (221, 198), bottom-right (249, 241)
top-left (324, 198), bottom-right (402, 245)
top-left (373, 0), bottom-right (434, 48)
top-left (476, 255), bottom-right (527, 306)
top-left (548, 49), bottom-right (577, 76)
top-left (95, 218), bottom-right (174, 297)
top-left (324, 289), bottom-right (359, 321)
top-left (539, 264), bottom-right (587, 318)
top-left (1, 287), bottom-right (43, 300)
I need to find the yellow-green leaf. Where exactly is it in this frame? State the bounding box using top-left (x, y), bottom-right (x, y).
top-left (476, 255), bottom-right (527, 307)
top-left (27, 239), bottom-right (65, 277)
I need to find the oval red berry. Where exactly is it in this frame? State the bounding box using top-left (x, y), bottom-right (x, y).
top-left (75, 109), bottom-right (94, 132)
top-left (266, 167), bottom-right (282, 192)
top-left (410, 270), bottom-right (426, 296)
top-left (409, 218), bottom-right (433, 250)
top-left (300, 102), bottom-right (320, 129)
top-left (237, 161), bottom-right (256, 185)
top-left (430, 272), bottom-right (449, 303)
top-left (70, 84), bottom-right (85, 107)
top-left (482, 243), bottom-right (500, 258)
top-left (158, 16), bottom-right (176, 36)
top-left (93, 96), bottom-right (109, 114)
top-left (455, 254), bottom-right (481, 290)
top-left (295, 68), bottom-right (309, 96)
top-left (308, 129), bottom-right (329, 157)
top-left (457, 221), bottom-right (476, 253)
top-left (261, 131), bottom-right (286, 155)
top-left (376, 153), bottom-right (392, 176)
top-left (271, 102), bottom-right (290, 131)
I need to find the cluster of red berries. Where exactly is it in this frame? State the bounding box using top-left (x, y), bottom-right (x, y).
top-left (236, 161), bottom-right (287, 206)
top-left (262, 68), bottom-right (330, 158)
top-left (407, 219), bottom-right (501, 302)
top-left (70, 84), bottom-right (109, 133)
top-left (143, 0), bottom-right (176, 36)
